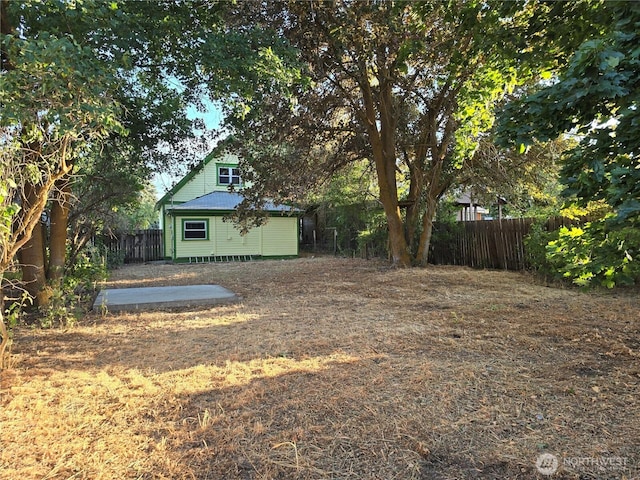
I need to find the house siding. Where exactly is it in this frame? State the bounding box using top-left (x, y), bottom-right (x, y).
top-left (262, 216), bottom-right (298, 256)
top-left (214, 217), bottom-right (262, 255)
top-left (172, 214), bottom-right (298, 259)
top-left (162, 208), bottom-right (174, 257)
top-left (161, 206), bottom-right (189, 258)
top-left (171, 153), bottom-right (241, 202)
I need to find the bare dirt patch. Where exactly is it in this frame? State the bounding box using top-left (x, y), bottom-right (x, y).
top-left (1, 257), bottom-right (639, 479)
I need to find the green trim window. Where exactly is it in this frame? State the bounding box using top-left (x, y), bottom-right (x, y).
top-left (218, 164), bottom-right (241, 186)
top-left (182, 219), bottom-right (209, 240)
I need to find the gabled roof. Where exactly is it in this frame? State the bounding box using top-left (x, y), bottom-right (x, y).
top-left (167, 191), bottom-right (300, 213)
top-left (155, 149), bottom-right (219, 209)
top-left (454, 191), bottom-right (481, 206)
top-left (156, 136), bottom-right (240, 209)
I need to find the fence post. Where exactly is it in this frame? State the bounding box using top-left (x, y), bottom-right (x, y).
top-left (142, 230), bottom-right (147, 263)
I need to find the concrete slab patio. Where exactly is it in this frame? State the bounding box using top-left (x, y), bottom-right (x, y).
top-left (93, 284), bottom-right (239, 312)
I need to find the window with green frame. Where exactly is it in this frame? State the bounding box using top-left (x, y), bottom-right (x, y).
top-left (182, 219), bottom-right (208, 240)
top-left (217, 164), bottom-right (241, 186)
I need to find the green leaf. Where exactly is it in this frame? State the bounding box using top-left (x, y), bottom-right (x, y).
top-left (606, 55), bottom-right (620, 68)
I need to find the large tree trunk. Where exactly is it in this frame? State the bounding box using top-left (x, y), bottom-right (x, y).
top-left (404, 164), bottom-right (422, 256)
top-left (362, 68), bottom-right (411, 267)
top-left (382, 198), bottom-right (411, 267)
top-left (48, 178), bottom-right (72, 282)
top-left (19, 183), bottom-right (48, 306)
top-left (373, 147), bottom-right (411, 267)
top-left (20, 219), bottom-right (47, 306)
top-left (416, 193), bottom-right (439, 267)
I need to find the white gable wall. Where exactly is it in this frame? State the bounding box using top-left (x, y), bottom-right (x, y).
top-left (171, 152), bottom-right (241, 202)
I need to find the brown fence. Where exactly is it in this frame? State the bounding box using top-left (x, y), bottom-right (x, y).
top-left (429, 217), bottom-right (579, 270)
top-left (101, 229), bottom-right (164, 264)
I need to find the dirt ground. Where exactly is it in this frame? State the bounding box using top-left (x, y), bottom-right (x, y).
top-left (1, 256), bottom-right (639, 479)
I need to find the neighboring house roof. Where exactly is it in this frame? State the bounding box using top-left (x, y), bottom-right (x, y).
top-left (166, 191), bottom-right (300, 213)
top-left (454, 191), bottom-right (481, 206)
top-left (454, 190), bottom-right (507, 206)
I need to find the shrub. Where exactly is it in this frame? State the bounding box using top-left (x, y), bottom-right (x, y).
top-left (356, 210), bottom-right (389, 259)
top-left (39, 244), bottom-right (108, 328)
top-left (527, 217), bottom-right (640, 288)
top-left (546, 220), bottom-right (640, 288)
top-left (93, 237), bottom-right (126, 269)
top-left (524, 220), bottom-right (559, 277)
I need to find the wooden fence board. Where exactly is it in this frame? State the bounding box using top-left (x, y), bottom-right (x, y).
top-left (100, 229), bottom-right (164, 264)
top-left (429, 217), bottom-right (571, 271)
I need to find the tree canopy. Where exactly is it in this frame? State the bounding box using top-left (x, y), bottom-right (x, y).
top-left (497, 0), bottom-right (639, 223)
top-left (0, 0), bottom-right (304, 364)
top-left (225, 0), bottom-right (604, 266)
top-left (0, 0), bottom-right (301, 274)
top-left (496, 0), bottom-right (640, 288)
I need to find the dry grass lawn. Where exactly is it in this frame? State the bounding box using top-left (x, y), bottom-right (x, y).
top-left (1, 257), bottom-right (639, 479)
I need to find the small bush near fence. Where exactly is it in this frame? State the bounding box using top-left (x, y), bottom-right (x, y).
top-left (527, 219), bottom-right (640, 288)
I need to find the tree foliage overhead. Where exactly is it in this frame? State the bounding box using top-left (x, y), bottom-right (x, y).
top-left (460, 137), bottom-right (570, 217)
top-left (10, 0), bottom-right (225, 170)
top-left (0, 0), bottom-right (305, 364)
top-left (496, 0), bottom-right (640, 288)
top-left (497, 0), bottom-right (639, 223)
top-left (226, 0), bottom-right (603, 266)
top-left (0, 0), bottom-right (301, 259)
top-left (0, 8), bottom-right (123, 265)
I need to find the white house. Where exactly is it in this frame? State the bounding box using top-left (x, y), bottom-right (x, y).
top-left (455, 191), bottom-right (490, 221)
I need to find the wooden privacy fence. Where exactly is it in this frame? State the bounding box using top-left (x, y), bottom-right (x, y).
top-left (101, 229), bottom-right (163, 263)
top-left (429, 217), bottom-right (579, 271)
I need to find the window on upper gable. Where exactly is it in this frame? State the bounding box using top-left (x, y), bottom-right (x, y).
top-left (218, 165), bottom-right (241, 186)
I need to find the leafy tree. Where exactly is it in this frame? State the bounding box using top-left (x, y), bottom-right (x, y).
top-left (309, 160), bottom-right (386, 256)
top-left (114, 183), bottom-right (159, 232)
top-left (1, 0), bottom-right (302, 364)
top-left (226, 1), bottom-right (601, 266)
top-left (2, 0), bottom-right (302, 296)
top-left (0, 9), bottom-right (123, 364)
top-left (498, 1), bottom-right (640, 287)
top-left (2, 0), bottom-right (209, 301)
top-left (65, 148), bottom-right (156, 268)
top-left (460, 137), bottom-right (570, 218)
top-left (498, 1), bottom-right (639, 222)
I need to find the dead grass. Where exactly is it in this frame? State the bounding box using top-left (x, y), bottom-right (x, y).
top-left (1, 256), bottom-right (639, 479)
